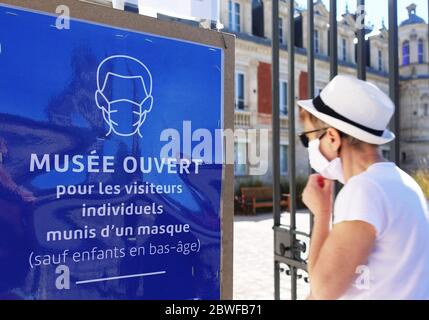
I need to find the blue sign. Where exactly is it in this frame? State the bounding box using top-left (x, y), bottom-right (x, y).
top-left (0, 4), bottom-right (223, 300)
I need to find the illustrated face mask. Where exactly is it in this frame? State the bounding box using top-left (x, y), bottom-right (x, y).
top-left (96, 74), bottom-right (153, 137)
top-left (107, 99), bottom-right (145, 136)
top-left (308, 138), bottom-right (345, 184)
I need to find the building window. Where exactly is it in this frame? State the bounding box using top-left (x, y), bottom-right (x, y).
top-left (424, 103), bottom-right (429, 117)
top-left (280, 145), bottom-right (288, 175)
top-left (234, 142), bottom-right (247, 176)
top-left (279, 80), bottom-right (288, 116)
top-left (279, 17), bottom-right (284, 45)
top-left (124, 1), bottom-right (139, 13)
top-left (314, 30), bottom-right (320, 54)
top-left (229, 1), bottom-right (241, 32)
top-left (341, 38), bottom-right (347, 62)
top-left (402, 40), bottom-right (410, 65)
top-left (235, 72), bottom-right (245, 110)
top-left (252, 0), bottom-right (264, 37)
top-left (382, 149), bottom-right (390, 160)
top-left (418, 39), bottom-right (424, 64)
top-left (378, 50), bottom-right (383, 72)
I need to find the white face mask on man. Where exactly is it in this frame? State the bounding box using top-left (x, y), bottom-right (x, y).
top-left (308, 138), bottom-right (345, 184)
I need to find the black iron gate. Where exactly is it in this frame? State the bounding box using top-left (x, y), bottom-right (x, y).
top-left (272, 0), bottom-right (402, 300)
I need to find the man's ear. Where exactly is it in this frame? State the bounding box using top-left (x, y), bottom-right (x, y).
top-left (327, 128), bottom-right (343, 152)
top-left (142, 95), bottom-right (153, 113)
top-left (95, 90), bottom-right (109, 110)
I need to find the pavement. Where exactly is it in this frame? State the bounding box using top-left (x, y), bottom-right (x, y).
top-left (233, 211), bottom-right (311, 300)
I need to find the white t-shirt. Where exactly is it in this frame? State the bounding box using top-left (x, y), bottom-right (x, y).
top-left (333, 162), bottom-right (429, 300)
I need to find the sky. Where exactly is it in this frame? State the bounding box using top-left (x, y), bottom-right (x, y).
top-left (296, 0), bottom-right (428, 35)
top-left (127, 1), bottom-right (428, 33)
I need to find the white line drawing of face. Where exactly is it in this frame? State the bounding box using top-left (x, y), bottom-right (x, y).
top-left (95, 55), bottom-right (153, 137)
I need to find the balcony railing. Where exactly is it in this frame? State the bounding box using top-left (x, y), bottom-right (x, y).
top-left (234, 109), bottom-right (251, 127)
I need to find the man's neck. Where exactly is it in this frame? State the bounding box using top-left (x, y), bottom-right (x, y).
top-left (345, 148), bottom-right (386, 181)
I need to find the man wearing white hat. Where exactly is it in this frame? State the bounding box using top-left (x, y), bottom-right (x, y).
top-left (298, 75), bottom-right (429, 300)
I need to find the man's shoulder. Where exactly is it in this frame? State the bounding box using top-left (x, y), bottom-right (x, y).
top-left (338, 174), bottom-right (384, 202)
top-left (344, 173), bottom-right (382, 191)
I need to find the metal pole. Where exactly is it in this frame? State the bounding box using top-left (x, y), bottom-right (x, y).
top-left (272, 0), bottom-right (281, 301)
top-left (329, 1), bottom-right (341, 204)
top-left (329, 0), bottom-right (338, 79)
top-left (307, 0), bottom-right (315, 98)
top-left (288, 0), bottom-right (297, 301)
top-left (307, 0), bottom-right (315, 238)
top-left (357, 0), bottom-right (366, 80)
top-left (388, 0), bottom-right (400, 165)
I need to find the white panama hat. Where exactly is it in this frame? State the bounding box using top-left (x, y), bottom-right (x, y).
top-left (297, 75), bottom-right (396, 145)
